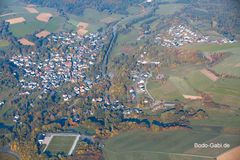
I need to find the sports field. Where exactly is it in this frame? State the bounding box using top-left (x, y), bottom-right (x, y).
top-left (45, 135), bottom-right (78, 155)
top-left (104, 129), bottom-right (240, 160)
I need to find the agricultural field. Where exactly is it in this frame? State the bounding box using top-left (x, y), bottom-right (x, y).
top-left (67, 8), bottom-right (123, 33)
top-left (45, 135), bottom-right (78, 155)
top-left (0, 2), bottom-right (74, 37)
top-left (147, 80), bottom-right (183, 101)
top-left (186, 69), bottom-right (240, 106)
top-left (155, 3), bottom-right (185, 16)
top-left (104, 129), bottom-right (240, 160)
top-left (0, 152), bottom-right (17, 160)
top-left (0, 40), bottom-right (10, 48)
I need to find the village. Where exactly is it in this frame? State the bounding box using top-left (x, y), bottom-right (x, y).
top-left (154, 25), bottom-right (236, 47)
top-left (10, 31), bottom-right (104, 99)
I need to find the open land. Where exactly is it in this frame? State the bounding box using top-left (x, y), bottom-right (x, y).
top-left (18, 38), bottom-right (35, 46)
top-left (35, 30), bottom-right (50, 38)
top-left (5, 17), bottom-right (26, 24)
top-left (200, 69), bottom-right (219, 81)
top-left (0, 40), bottom-right (10, 48)
top-left (44, 133), bottom-right (80, 155)
top-left (36, 13), bottom-right (53, 22)
top-left (24, 7), bottom-right (39, 14)
top-left (104, 129), bottom-right (240, 160)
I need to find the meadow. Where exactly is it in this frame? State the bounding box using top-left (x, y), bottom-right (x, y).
top-left (103, 129), bottom-right (240, 160)
top-left (0, 40), bottom-right (10, 48)
top-left (155, 3), bottom-right (185, 16)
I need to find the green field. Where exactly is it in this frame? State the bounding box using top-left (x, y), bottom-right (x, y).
top-left (104, 129), bottom-right (240, 160)
top-left (147, 80), bottom-right (183, 101)
top-left (186, 70), bottom-right (240, 106)
top-left (156, 3), bottom-right (185, 16)
top-left (169, 76), bottom-right (197, 95)
top-left (0, 40), bottom-right (10, 48)
top-left (46, 136), bottom-right (77, 155)
top-left (68, 8), bottom-right (123, 33)
top-left (191, 108), bottom-right (240, 129)
top-left (7, 5), bottom-right (70, 37)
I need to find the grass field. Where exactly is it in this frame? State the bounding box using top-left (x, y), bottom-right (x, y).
top-left (191, 108), bottom-right (240, 129)
top-left (68, 8), bottom-right (123, 33)
top-left (0, 40), bottom-right (10, 48)
top-left (186, 70), bottom-right (240, 106)
top-left (156, 3), bottom-right (185, 16)
top-left (45, 135), bottom-right (77, 155)
top-left (104, 129), bottom-right (240, 160)
top-left (147, 80), bottom-right (183, 101)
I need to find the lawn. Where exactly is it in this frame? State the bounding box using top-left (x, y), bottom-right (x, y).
top-left (46, 136), bottom-right (77, 154)
top-left (0, 40), bottom-right (10, 48)
top-left (104, 129), bottom-right (239, 160)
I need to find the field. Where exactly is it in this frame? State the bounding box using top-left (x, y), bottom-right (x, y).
top-left (36, 13), bottom-right (52, 22)
top-left (35, 30), bottom-right (50, 38)
top-left (147, 80), bottom-right (183, 101)
top-left (0, 152), bottom-right (17, 160)
top-left (155, 3), bottom-right (185, 16)
top-left (0, 40), bottom-right (10, 48)
top-left (67, 8), bottom-right (123, 33)
top-left (0, 2), bottom-right (74, 37)
top-left (186, 69), bottom-right (240, 106)
top-left (5, 17), bottom-right (25, 24)
top-left (200, 69), bottom-right (219, 81)
top-left (45, 135), bottom-right (78, 155)
top-left (18, 38), bottom-right (34, 46)
top-left (104, 129), bottom-right (240, 160)
top-left (24, 6), bottom-right (38, 14)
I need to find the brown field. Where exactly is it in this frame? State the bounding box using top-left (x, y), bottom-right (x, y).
top-left (18, 38), bottom-right (35, 46)
top-left (77, 29), bottom-right (88, 36)
top-left (217, 146), bottom-right (240, 160)
top-left (201, 69), bottom-right (219, 81)
top-left (183, 95), bottom-right (202, 100)
top-left (77, 22), bottom-right (89, 36)
top-left (25, 7), bottom-right (39, 13)
top-left (100, 16), bottom-right (117, 24)
top-left (234, 63), bottom-right (240, 67)
top-left (36, 30), bottom-right (51, 38)
top-left (5, 17), bottom-right (26, 24)
top-left (77, 22), bottom-right (89, 29)
top-left (36, 13), bottom-right (53, 22)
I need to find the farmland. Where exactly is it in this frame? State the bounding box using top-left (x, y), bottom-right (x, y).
top-left (104, 129), bottom-right (240, 160)
top-left (155, 3), bottom-right (185, 16)
top-left (0, 2), bottom-right (74, 37)
top-left (0, 40), bottom-right (10, 47)
top-left (0, 152), bottom-right (18, 160)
